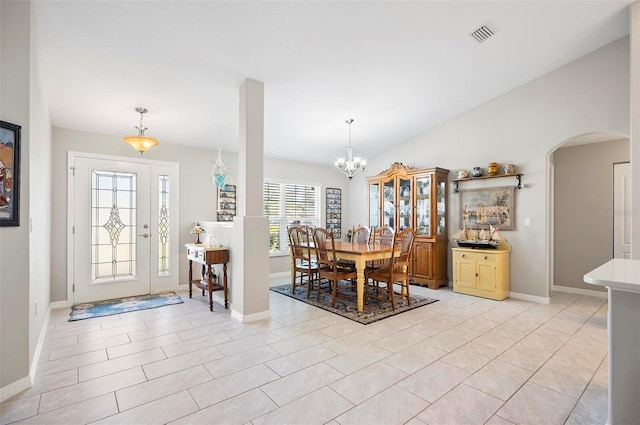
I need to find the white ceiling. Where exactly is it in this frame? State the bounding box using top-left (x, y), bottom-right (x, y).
top-left (33, 1), bottom-right (632, 166)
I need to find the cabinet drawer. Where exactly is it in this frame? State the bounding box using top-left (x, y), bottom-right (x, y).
top-left (454, 251), bottom-right (496, 264)
top-left (187, 247), bottom-right (206, 262)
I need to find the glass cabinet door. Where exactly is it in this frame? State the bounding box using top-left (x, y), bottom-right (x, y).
top-left (415, 175), bottom-right (431, 236)
top-left (436, 175), bottom-right (447, 236)
top-left (383, 179), bottom-right (395, 229)
top-left (368, 182), bottom-right (380, 228)
top-left (398, 177), bottom-right (412, 230)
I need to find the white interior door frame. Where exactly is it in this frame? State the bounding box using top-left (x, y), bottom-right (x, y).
top-left (67, 151), bottom-right (180, 305)
top-left (613, 162), bottom-right (631, 259)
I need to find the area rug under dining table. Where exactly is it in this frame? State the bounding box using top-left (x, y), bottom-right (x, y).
top-left (270, 283), bottom-right (438, 325)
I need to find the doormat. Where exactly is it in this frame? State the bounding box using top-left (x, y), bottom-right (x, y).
top-left (68, 292), bottom-right (184, 321)
top-left (270, 284), bottom-right (438, 325)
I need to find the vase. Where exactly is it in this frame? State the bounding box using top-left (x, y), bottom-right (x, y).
top-left (504, 164), bottom-right (516, 174)
top-left (487, 162), bottom-right (500, 175)
top-left (471, 167), bottom-right (483, 177)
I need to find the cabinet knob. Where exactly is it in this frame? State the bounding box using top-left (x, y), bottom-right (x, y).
top-left (461, 254), bottom-right (465, 258)
top-left (484, 256), bottom-right (488, 260)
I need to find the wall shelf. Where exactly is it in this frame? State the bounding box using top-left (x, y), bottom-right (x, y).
top-left (452, 173), bottom-right (523, 193)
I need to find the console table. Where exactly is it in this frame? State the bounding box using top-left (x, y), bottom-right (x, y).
top-left (584, 259), bottom-right (640, 425)
top-left (186, 244), bottom-right (229, 311)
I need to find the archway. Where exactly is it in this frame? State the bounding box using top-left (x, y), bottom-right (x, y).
top-left (547, 131), bottom-right (630, 297)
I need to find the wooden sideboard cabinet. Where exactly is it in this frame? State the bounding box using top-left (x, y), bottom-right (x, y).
top-left (186, 244), bottom-right (229, 311)
top-left (452, 240), bottom-right (510, 300)
top-left (367, 162), bottom-right (449, 289)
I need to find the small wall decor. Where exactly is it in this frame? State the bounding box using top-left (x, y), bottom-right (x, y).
top-left (460, 186), bottom-right (515, 230)
top-left (326, 187), bottom-right (341, 238)
top-left (217, 184), bottom-right (236, 222)
top-left (0, 121), bottom-right (21, 226)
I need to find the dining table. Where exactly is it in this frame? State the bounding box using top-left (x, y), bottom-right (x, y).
top-left (331, 240), bottom-right (397, 312)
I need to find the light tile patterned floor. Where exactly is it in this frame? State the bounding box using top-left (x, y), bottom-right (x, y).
top-left (0, 277), bottom-right (609, 425)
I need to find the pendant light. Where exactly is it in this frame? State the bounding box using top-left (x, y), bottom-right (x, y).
top-left (334, 119), bottom-right (367, 180)
top-left (123, 107), bottom-right (159, 154)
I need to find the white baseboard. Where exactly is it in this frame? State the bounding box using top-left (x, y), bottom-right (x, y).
top-left (30, 305), bottom-right (52, 382)
top-left (231, 309), bottom-right (271, 323)
top-left (510, 291), bottom-right (551, 304)
top-left (50, 300), bottom-right (69, 309)
top-left (552, 285), bottom-right (608, 299)
top-left (269, 271), bottom-right (289, 279)
top-left (0, 375), bottom-right (31, 403)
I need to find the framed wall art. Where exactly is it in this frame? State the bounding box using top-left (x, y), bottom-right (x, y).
top-left (326, 187), bottom-right (341, 238)
top-left (460, 186), bottom-right (514, 230)
top-left (0, 121), bottom-right (21, 227)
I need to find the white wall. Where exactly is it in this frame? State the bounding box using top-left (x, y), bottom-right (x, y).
top-left (28, 1), bottom-right (52, 374)
top-left (348, 37), bottom-right (630, 301)
top-left (553, 139), bottom-right (630, 293)
top-left (0, 0), bottom-right (52, 396)
top-left (631, 1), bottom-right (640, 260)
top-left (50, 128), bottom-right (348, 301)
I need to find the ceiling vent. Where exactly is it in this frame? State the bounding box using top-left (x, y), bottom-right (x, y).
top-left (470, 23), bottom-right (496, 43)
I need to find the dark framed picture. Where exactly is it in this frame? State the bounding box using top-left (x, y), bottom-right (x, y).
top-left (326, 187), bottom-right (341, 238)
top-left (0, 121), bottom-right (21, 226)
top-left (460, 186), bottom-right (514, 230)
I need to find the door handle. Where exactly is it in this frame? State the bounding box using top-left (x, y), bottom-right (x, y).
top-left (138, 233), bottom-right (149, 238)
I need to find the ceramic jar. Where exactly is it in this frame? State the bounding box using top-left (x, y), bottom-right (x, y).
top-left (487, 162), bottom-right (500, 175)
top-left (471, 167), bottom-right (483, 177)
top-left (504, 164), bottom-right (516, 174)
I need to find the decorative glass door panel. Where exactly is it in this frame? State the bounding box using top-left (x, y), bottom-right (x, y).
top-left (368, 182), bottom-right (380, 228)
top-left (415, 175), bottom-right (431, 236)
top-left (158, 175), bottom-right (171, 276)
top-left (91, 170), bottom-right (137, 281)
top-left (383, 179), bottom-right (395, 228)
top-left (436, 175), bottom-right (447, 236)
top-left (398, 177), bottom-right (412, 230)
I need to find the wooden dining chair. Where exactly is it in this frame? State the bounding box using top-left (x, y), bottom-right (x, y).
top-left (366, 226), bottom-right (395, 272)
top-left (338, 225), bottom-right (371, 270)
top-left (365, 228), bottom-right (415, 310)
top-left (288, 225), bottom-right (318, 298)
top-left (312, 227), bottom-right (358, 307)
top-left (352, 225), bottom-right (371, 243)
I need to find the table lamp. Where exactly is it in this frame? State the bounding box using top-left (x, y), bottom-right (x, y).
top-left (191, 222), bottom-right (206, 244)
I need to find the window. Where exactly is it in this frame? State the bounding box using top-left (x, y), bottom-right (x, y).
top-left (264, 181), bottom-right (321, 254)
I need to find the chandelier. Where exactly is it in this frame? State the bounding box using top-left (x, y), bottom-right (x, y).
top-left (334, 119), bottom-right (366, 180)
top-left (122, 107), bottom-right (159, 154)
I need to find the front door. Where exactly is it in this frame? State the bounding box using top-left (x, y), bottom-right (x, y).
top-left (70, 153), bottom-right (179, 304)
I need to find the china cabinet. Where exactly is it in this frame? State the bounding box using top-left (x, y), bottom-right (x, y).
top-left (367, 163), bottom-right (449, 289)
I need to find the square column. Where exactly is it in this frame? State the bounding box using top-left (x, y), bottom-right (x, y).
top-left (231, 79), bottom-right (270, 322)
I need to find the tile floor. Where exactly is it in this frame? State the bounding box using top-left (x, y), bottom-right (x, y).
top-left (1, 277), bottom-right (609, 425)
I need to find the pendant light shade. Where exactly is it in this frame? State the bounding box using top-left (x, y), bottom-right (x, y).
top-left (123, 107), bottom-right (159, 154)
